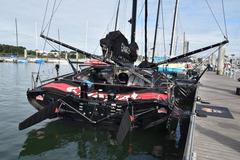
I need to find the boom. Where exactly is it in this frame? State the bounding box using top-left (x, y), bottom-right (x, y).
top-left (156, 39), bottom-right (229, 66)
top-left (40, 34), bottom-right (103, 61)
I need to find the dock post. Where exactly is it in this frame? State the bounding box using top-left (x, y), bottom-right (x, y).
top-left (65, 53), bottom-right (68, 59)
top-left (76, 52), bottom-right (79, 70)
top-left (24, 49), bottom-right (28, 59)
top-left (183, 41), bottom-right (189, 54)
top-left (217, 46), bottom-right (225, 75)
top-left (212, 53), bottom-right (216, 71)
top-left (76, 52), bottom-right (79, 61)
top-left (36, 51), bottom-right (38, 58)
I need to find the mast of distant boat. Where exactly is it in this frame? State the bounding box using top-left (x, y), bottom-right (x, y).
top-left (151, 0), bottom-right (161, 62)
top-left (169, 0), bottom-right (179, 57)
top-left (15, 18), bottom-right (18, 47)
top-left (15, 18), bottom-right (19, 59)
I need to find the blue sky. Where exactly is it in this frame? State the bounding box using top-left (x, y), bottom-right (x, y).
top-left (0, 0), bottom-right (239, 57)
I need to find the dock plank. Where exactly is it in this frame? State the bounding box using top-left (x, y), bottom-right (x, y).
top-left (193, 72), bottom-right (240, 160)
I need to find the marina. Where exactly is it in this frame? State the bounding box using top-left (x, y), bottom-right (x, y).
top-left (0, 63), bottom-right (239, 160)
top-left (0, 0), bottom-right (239, 160)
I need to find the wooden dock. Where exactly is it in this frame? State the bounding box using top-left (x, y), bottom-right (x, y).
top-left (192, 72), bottom-right (240, 160)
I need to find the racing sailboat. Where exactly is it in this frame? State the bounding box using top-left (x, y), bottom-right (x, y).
top-left (19, 0), bottom-right (228, 144)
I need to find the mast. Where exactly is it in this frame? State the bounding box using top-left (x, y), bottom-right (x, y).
top-left (152, 0), bottom-right (161, 62)
top-left (182, 32), bottom-right (185, 54)
top-left (58, 28), bottom-right (61, 52)
top-left (130, 0), bottom-right (137, 44)
top-left (15, 18), bottom-right (18, 47)
top-left (144, 0), bottom-right (148, 61)
top-left (169, 0), bottom-right (179, 56)
top-left (114, 0), bottom-right (121, 31)
top-left (35, 22), bottom-right (38, 50)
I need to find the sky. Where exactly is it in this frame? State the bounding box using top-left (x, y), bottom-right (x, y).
top-left (0, 0), bottom-right (239, 57)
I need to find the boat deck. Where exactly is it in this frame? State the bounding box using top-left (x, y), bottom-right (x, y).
top-left (193, 72), bottom-right (240, 159)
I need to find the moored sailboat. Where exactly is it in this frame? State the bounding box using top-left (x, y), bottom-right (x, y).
top-left (19, 0), bottom-right (228, 144)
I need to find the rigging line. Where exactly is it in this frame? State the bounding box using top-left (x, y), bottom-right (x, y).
top-left (46, 40), bottom-right (61, 52)
top-left (204, 0), bottom-right (226, 38)
top-left (192, 47), bottom-right (219, 71)
top-left (93, 0), bottom-right (120, 54)
top-left (111, 0), bottom-right (122, 31)
top-left (42, 0), bottom-right (64, 34)
top-left (122, 0), bottom-right (128, 33)
top-left (161, 0), bottom-right (166, 54)
top-left (221, 0), bottom-right (228, 38)
top-left (114, 0), bottom-right (121, 31)
top-left (43, 0), bottom-right (58, 52)
top-left (138, 0), bottom-right (145, 56)
top-left (137, 1), bottom-right (145, 19)
top-left (177, 7), bottom-right (184, 35)
top-left (40, 0), bottom-right (50, 33)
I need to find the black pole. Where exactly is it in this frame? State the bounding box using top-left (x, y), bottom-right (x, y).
top-left (131, 0), bottom-right (137, 44)
top-left (152, 0), bottom-right (161, 63)
top-left (144, 0), bottom-right (148, 61)
top-left (40, 34), bottom-right (123, 66)
top-left (114, 0), bottom-right (121, 31)
top-left (169, 0), bottom-right (179, 56)
top-left (40, 34), bottom-right (102, 60)
top-left (157, 39), bottom-right (229, 65)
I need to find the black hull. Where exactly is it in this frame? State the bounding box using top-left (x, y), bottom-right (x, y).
top-left (26, 88), bottom-right (171, 129)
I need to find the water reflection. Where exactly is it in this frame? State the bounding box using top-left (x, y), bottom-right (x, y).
top-left (19, 119), bottom-right (185, 160)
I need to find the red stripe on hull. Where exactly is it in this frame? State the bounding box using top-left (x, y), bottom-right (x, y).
top-left (42, 82), bottom-right (169, 101)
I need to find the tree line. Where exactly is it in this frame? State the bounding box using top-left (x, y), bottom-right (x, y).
top-left (0, 44), bottom-right (25, 56)
top-left (0, 44), bottom-right (86, 59)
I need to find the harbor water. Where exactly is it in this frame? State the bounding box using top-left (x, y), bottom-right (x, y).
top-left (0, 63), bottom-right (187, 160)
